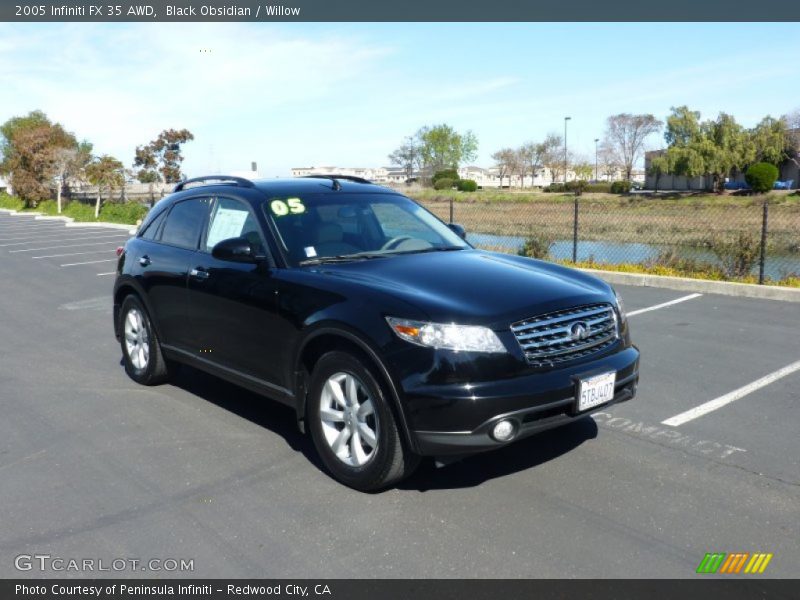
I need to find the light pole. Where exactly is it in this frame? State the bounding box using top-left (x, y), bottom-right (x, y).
top-left (564, 117), bottom-right (571, 184)
top-left (594, 138), bottom-right (599, 182)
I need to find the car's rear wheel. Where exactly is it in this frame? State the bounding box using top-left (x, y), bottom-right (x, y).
top-left (308, 351), bottom-right (419, 491)
top-left (119, 295), bottom-right (169, 385)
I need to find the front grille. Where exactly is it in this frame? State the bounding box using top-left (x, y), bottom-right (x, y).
top-left (511, 303), bottom-right (618, 366)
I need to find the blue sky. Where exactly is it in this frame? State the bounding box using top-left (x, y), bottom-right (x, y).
top-left (1, 22), bottom-right (797, 177)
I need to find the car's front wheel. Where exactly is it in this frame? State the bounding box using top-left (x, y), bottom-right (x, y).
top-left (119, 295), bottom-right (170, 386)
top-left (308, 351), bottom-right (419, 491)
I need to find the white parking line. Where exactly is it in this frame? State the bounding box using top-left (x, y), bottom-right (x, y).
top-left (0, 229), bottom-right (124, 242)
top-left (0, 219), bottom-right (66, 225)
top-left (10, 241), bottom-right (127, 253)
top-left (60, 258), bottom-right (118, 267)
top-left (0, 224), bottom-right (69, 233)
top-left (626, 293), bottom-right (702, 317)
top-left (96, 272), bottom-right (116, 276)
top-left (33, 250), bottom-right (118, 259)
top-left (0, 233), bottom-right (129, 247)
top-left (662, 359), bottom-right (800, 427)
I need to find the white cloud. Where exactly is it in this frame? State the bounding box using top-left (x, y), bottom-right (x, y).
top-left (0, 23), bottom-right (393, 171)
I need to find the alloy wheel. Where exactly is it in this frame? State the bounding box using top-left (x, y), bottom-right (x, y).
top-left (318, 372), bottom-right (379, 467)
top-left (123, 308), bottom-right (150, 370)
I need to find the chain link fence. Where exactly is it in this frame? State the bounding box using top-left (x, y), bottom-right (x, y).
top-left (417, 195), bottom-right (800, 286)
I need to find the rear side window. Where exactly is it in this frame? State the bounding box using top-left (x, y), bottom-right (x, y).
top-left (139, 209), bottom-right (167, 241)
top-left (160, 198), bottom-right (210, 249)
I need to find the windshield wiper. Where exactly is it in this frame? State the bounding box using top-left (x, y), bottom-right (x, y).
top-left (299, 253), bottom-right (388, 266)
top-left (299, 246), bottom-right (466, 266)
top-left (383, 246), bottom-right (466, 256)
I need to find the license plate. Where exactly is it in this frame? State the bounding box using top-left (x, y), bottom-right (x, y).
top-left (576, 371), bottom-right (616, 412)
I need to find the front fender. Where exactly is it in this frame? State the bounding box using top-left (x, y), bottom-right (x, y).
top-left (292, 321), bottom-right (419, 454)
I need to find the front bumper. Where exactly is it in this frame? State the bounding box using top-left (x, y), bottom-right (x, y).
top-left (406, 346), bottom-right (639, 456)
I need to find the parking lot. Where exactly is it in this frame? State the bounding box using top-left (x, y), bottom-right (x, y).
top-left (0, 210), bottom-right (797, 578)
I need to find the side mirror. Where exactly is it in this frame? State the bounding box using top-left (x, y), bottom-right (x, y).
top-left (448, 223), bottom-right (467, 240)
top-left (212, 237), bottom-right (257, 263)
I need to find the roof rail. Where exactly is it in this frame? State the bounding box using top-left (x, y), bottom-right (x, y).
top-left (301, 174), bottom-right (372, 189)
top-left (173, 175), bottom-right (256, 193)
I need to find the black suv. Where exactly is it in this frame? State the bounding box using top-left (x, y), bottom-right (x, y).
top-left (114, 175), bottom-right (639, 490)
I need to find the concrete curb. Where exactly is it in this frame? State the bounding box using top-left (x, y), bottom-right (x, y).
top-left (581, 268), bottom-right (800, 303)
top-left (0, 208), bottom-right (137, 233)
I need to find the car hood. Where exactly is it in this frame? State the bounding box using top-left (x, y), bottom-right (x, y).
top-left (314, 249), bottom-right (613, 327)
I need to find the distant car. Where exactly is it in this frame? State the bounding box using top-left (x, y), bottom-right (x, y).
top-left (113, 175), bottom-right (639, 490)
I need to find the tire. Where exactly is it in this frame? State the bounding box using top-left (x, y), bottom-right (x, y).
top-left (119, 295), bottom-right (170, 386)
top-left (307, 351), bottom-right (419, 491)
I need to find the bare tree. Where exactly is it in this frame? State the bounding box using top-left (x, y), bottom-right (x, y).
top-left (511, 151), bottom-right (526, 187)
top-left (388, 136), bottom-right (421, 182)
top-left (599, 145), bottom-right (620, 181)
top-left (539, 133), bottom-right (564, 183)
top-left (517, 142), bottom-right (546, 188)
top-left (50, 147), bottom-right (78, 214)
top-left (491, 148), bottom-right (517, 187)
top-left (601, 113), bottom-right (662, 181)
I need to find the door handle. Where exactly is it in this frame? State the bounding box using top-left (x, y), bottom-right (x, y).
top-left (139, 255), bottom-right (151, 267)
top-left (189, 267), bottom-right (210, 280)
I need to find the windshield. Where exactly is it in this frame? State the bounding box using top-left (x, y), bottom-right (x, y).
top-left (261, 193), bottom-right (470, 266)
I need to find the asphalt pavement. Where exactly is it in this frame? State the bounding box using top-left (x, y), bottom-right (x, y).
top-left (0, 211), bottom-right (797, 578)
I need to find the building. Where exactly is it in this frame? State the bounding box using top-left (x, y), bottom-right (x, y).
top-left (292, 165), bottom-right (641, 188)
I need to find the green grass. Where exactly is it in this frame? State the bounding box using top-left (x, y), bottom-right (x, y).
top-left (0, 192), bottom-right (24, 211)
top-left (564, 259), bottom-right (800, 288)
top-left (98, 202), bottom-right (149, 224)
top-left (0, 194), bottom-right (147, 225)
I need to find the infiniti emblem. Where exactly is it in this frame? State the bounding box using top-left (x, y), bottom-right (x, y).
top-left (570, 322), bottom-right (590, 341)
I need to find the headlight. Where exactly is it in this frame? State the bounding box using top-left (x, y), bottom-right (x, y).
top-left (614, 289), bottom-right (626, 321)
top-left (386, 317), bottom-right (506, 353)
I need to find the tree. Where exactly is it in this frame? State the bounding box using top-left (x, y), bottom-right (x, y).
top-left (50, 141), bottom-right (92, 214)
top-left (134, 128), bottom-right (194, 185)
top-left (51, 148), bottom-right (77, 214)
top-left (414, 124), bottom-right (478, 179)
top-left (598, 146), bottom-right (621, 181)
top-left (539, 133), bottom-right (564, 183)
top-left (510, 150), bottom-right (526, 187)
top-left (749, 116), bottom-right (792, 166)
top-left (387, 136), bottom-right (421, 181)
top-left (601, 113), bottom-right (662, 181)
top-left (85, 155), bottom-right (124, 218)
top-left (701, 113), bottom-right (751, 192)
top-left (663, 107), bottom-right (752, 192)
top-left (517, 142), bottom-right (546, 188)
top-left (0, 110), bottom-right (80, 207)
top-left (491, 148), bottom-right (516, 187)
top-left (785, 108), bottom-right (800, 161)
top-left (573, 161), bottom-right (594, 181)
top-left (648, 154), bottom-right (670, 193)
top-left (664, 106), bottom-right (702, 147)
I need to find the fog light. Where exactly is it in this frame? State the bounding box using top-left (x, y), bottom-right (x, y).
top-left (492, 419), bottom-right (516, 442)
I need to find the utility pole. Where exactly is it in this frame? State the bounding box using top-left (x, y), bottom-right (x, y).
top-left (564, 117), bottom-right (571, 183)
top-left (594, 138), bottom-right (599, 182)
